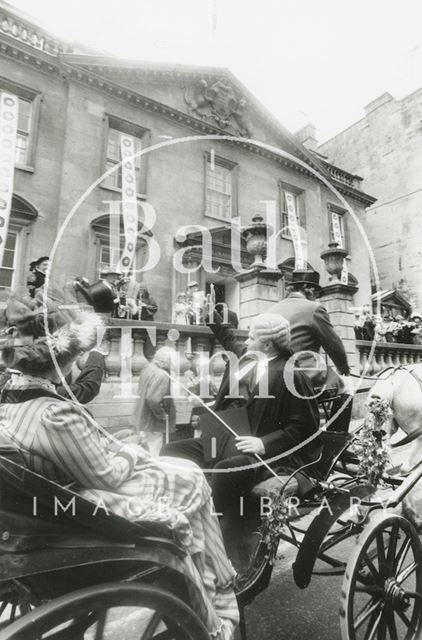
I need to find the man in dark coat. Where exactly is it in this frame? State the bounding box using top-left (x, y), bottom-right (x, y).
top-left (161, 312), bottom-right (321, 533)
top-left (269, 269), bottom-right (352, 393)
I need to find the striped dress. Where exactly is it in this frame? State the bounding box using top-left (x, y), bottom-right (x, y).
top-left (0, 374), bottom-right (239, 639)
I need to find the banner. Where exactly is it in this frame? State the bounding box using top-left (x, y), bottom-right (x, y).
top-left (331, 212), bottom-right (344, 248)
top-left (284, 191), bottom-right (305, 269)
top-left (117, 134), bottom-right (139, 274)
top-left (0, 93), bottom-right (18, 270)
top-left (331, 212), bottom-right (348, 283)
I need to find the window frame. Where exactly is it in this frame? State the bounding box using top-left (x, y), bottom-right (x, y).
top-left (101, 114), bottom-right (150, 199)
top-left (204, 152), bottom-right (238, 222)
top-left (0, 225), bottom-right (21, 292)
top-left (0, 76), bottom-right (41, 171)
top-left (327, 203), bottom-right (350, 254)
top-left (279, 181), bottom-right (306, 240)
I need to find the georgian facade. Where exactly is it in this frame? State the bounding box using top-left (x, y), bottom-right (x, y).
top-left (0, 1), bottom-right (376, 326)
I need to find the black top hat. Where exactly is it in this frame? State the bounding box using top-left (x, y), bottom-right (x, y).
top-left (291, 269), bottom-right (321, 290)
top-left (74, 279), bottom-right (116, 313)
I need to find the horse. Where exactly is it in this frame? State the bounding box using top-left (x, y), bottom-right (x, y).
top-left (366, 363), bottom-right (422, 526)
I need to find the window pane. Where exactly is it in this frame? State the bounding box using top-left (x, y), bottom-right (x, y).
top-left (2, 249), bottom-right (14, 269)
top-left (106, 127), bottom-right (143, 189)
top-left (0, 269), bottom-right (13, 288)
top-left (5, 232), bottom-right (16, 251)
top-left (206, 160), bottom-right (232, 218)
top-left (107, 129), bottom-right (120, 161)
top-left (17, 97), bottom-right (32, 133)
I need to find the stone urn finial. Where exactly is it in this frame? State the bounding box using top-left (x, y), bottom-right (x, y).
top-left (320, 242), bottom-right (348, 283)
top-left (242, 213), bottom-right (272, 268)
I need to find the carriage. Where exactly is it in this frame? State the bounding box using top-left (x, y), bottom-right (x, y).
top-left (0, 389), bottom-right (422, 640)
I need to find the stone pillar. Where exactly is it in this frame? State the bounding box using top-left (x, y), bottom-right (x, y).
top-left (319, 281), bottom-right (359, 373)
top-left (235, 267), bottom-right (282, 328)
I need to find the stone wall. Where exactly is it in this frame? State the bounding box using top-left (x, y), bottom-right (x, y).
top-left (320, 88), bottom-right (422, 311)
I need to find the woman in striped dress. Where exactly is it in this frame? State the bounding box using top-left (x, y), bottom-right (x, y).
top-left (0, 312), bottom-right (238, 640)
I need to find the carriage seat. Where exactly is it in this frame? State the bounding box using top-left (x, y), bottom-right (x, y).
top-left (0, 451), bottom-right (180, 554)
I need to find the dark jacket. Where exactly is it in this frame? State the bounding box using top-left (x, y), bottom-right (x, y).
top-left (59, 350), bottom-right (105, 404)
top-left (209, 316), bottom-right (321, 467)
top-left (269, 293), bottom-right (350, 382)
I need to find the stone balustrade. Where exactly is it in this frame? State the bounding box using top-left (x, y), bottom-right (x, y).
top-left (356, 339), bottom-right (422, 375)
top-left (91, 319), bottom-right (248, 430)
top-left (102, 319), bottom-right (247, 379)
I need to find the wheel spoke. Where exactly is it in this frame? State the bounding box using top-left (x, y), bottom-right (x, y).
top-left (393, 537), bottom-right (411, 577)
top-left (363, 553), bottom-right (382, 584)
top-left (395, 608), bottom-right (415, 632)
top-left (386, 611), bottom-right (398, 640)
top-left (376, 531), bottom-right (387, 576)
top-left (354, 598), bottom-right (381, 631)
top-left (10, 603), bottom-right (16, 622)
top-left (376, 614), bottom-right (387, 640)
top-left (142, 611), bottom-right (164, 640)
top-left (397, 561), bottom-right (419, 584)
top-left (94, 608), bottom-right (107, 640)
top-left (363, 606), bottom-right (384, 640)
top-left (386, 522), bottom-right (400, 568)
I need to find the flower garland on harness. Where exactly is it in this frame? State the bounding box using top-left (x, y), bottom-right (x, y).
top-left (354, 397), bottom-right (392, 486)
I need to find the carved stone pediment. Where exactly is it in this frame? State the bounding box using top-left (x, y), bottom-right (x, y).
top-left (184, 78), bottom-right (252, 137)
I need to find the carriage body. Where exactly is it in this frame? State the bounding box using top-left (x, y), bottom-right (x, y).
top-left (0, 450), bottom-right (210, 639)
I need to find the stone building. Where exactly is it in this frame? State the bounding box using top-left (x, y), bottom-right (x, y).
top-left (0, 1), bottom-right (376, 358)
top-left (320, 90), bottom-right (422, 313)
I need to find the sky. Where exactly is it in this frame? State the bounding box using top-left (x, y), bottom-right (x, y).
top-left (7, 0), bottom-right (422, 142)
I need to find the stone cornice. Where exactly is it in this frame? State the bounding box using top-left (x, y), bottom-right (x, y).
top-left (0, 35), bottom-right (376, 206)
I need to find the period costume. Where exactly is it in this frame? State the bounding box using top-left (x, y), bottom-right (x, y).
top-left (0, 372), bottom-right (238, 639)
top-left (162, 312), bottom-right (321, 512)
top-left (131, 357), bottom-right (176, 455)
top-left (269, 270), bottom-right (350, 390)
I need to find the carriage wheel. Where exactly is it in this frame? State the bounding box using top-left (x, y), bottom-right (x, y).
top-left (0, 582), bottom-right (39, 630)
top-left (1, 582), bottom-right (210, 640)
top-left (340, 513), bottom-right (422, 640)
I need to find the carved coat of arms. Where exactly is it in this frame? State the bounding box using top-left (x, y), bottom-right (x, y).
top-left (184, 78), bottom-right (252, 137)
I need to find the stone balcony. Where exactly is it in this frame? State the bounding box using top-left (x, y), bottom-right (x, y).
top-left (90, 319), bottom-right (247, 431)
top-left (356, 339), bottom-right (422, 375)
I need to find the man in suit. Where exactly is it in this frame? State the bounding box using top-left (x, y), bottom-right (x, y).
top-left (161, 312), bottom-right (321, 564)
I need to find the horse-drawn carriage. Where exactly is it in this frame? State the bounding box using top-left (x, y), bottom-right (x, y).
top-left (1, 381), bottom-right (422, 640)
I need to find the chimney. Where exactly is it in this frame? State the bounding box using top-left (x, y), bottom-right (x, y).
top-left (295, 123), bottom-right (318, 152)
top-left (364, 93), bottom-right (394, 115)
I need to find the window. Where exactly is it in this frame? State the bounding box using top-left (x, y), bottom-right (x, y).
top-left (205, 153), bottom-right (237, 220)
top-left (102, 116), bottom-right (149, 196)
top-left (0, 230), bottom-right (19, 290)
top-left (0, 79), bottom-right (40, 169)
top-left (279, 183), bottom-right (305, 239)
top-left (328, 205), bottom-right (349, 251)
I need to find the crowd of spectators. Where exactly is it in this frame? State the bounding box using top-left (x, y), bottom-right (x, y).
top-left (354, 305), bottom-right (422, 345)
